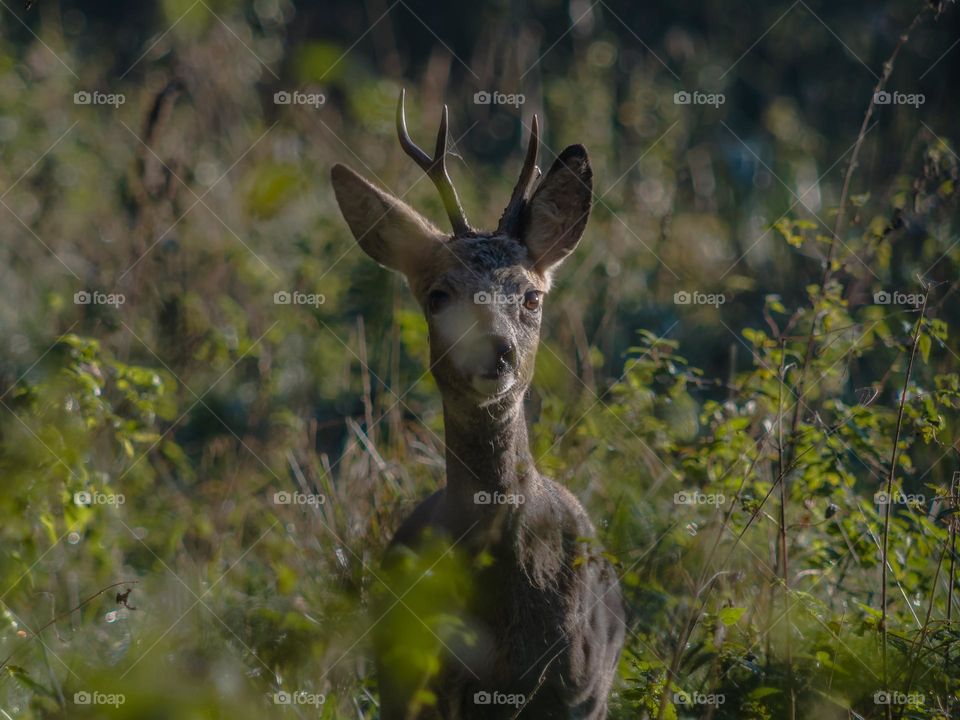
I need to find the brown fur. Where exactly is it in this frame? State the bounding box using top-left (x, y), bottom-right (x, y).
top-left (332, 143), bottom-right (625, 719)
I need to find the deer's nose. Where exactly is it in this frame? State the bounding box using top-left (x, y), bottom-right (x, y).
top-left (492, 335), bottom-right (516, 375)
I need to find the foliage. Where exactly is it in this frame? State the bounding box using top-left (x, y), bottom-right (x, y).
top-left (1, 0), bottom-right (959, 718)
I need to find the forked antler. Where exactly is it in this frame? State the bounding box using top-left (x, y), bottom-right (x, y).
top-left (396, 89), bottom-right (471, 236)
top-left (496, 115), bottom-right (540, 237)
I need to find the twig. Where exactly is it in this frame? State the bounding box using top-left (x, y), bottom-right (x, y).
top-left (776, 338), bottom-right (796, 720)
top-left (897, 533), bottom-right (948, 720)
top-left (949, 460), bottom-right (959, 624)
top-left (653, 432), bottom-right (762, 720)
top-left (880, 294), bottom-right (927, 709)
top-left (0, 580), bottom-right (140, 675)
top-left (784, 3), bottom-right (934, 490)
top-left (830, 9), bottom-right (931, 257)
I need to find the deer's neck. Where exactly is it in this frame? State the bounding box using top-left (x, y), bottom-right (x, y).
top-left (442, 395), bottom-right (536, 501)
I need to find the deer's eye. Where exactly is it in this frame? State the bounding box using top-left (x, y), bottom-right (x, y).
top-left (428, 289), bottom-right (451, 314)
top-left (522, 290), bottom-right (542, 312)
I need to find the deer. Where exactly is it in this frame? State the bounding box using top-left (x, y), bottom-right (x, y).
top-left (331, 90), bottom-right (625, 719)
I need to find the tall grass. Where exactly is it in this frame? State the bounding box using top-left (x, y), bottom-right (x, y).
top-left (1, 1), bottom-right (959, 718)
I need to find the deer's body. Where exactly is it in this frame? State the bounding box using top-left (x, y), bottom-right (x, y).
top-left (332, 93), bottom-right (624, 719)
top-left (384, 482), bottom-right (623, 718)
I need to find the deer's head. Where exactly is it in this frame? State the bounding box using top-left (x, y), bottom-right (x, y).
top-left (331, 91), bottom-right (592, 410)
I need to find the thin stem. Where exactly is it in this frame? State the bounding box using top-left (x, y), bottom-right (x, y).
top-left (0, 580), bottom-right (140, 676)
top-left (785, 6), bottom-right (932, 480)
top-left (776, 339), bottom-right (795, 720)
top-left (829, 8), bottom-right (928, 255)
top-left (897, 535), bottom-right (948, 720)
top-left (880, 296), bottom-right (927, 707)
top-left (653, 439), bottom-right (762, 720)
top-left (949, 462), bottom-right (958, 624)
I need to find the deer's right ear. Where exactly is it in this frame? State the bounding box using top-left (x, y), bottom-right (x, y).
top-left (520, 145), bottom-right (592, 277)
top-left (331, 163), bottom-right (444, 277)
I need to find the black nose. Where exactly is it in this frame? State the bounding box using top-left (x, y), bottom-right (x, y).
top-left (492, 336), bottom-right (516, 375)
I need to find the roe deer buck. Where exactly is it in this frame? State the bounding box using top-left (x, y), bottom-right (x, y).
top-left (331, 91), bottom-right (624, 719)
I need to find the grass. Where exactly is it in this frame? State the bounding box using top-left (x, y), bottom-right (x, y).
top-left (1, 0), bottom-right (959, 717)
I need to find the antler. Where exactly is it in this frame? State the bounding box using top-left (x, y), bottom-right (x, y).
top-left (496, 115), bottom-right (540, 237)
top-left (396, 89), bottom-right (471, 236)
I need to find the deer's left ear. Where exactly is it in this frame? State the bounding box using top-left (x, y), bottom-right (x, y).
top-left (331, 163), bottom-right (444, 280)
top-left (520, 144), bottom-right (592, 275)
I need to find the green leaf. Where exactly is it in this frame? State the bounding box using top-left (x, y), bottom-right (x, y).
top-left (246, 164), bottom-right (305, 218)
top-left (718, 606), bottom-right (746, 626)
top-left (5, 665), bottom-right (57, 698)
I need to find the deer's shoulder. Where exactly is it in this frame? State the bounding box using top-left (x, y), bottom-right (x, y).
top-left (525, 475), bottom-right (598, 538)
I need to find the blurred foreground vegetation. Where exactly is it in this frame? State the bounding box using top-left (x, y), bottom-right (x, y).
top-left (1, 0), bottom-right (960, 717)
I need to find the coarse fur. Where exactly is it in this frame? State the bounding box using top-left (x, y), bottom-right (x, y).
top-left (332, 136), bottom-right (625, 719)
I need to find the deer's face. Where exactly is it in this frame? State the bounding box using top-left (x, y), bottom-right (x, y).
top-left (331, 95), bottom-right (592, 407)
top-left (414, 235), bottom-right (546, 403)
